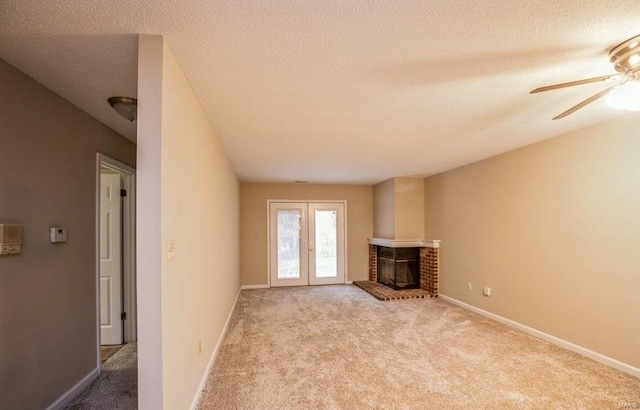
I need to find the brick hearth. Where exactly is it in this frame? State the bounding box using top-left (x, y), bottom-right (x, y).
top-left (365, 239), bottom-right (440, 297)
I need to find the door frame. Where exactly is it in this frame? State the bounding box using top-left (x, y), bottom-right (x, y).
top-left (95, 153), bottom-right (137, 366)
top-left (266, 199), bottom-right (348, 287)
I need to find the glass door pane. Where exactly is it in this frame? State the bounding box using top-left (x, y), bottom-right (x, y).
top-left (308, 203), bottom-right (345, 285)
top-left (277, 210), bottom-right (301, 279)
top-left (314, 210), bottom-right (337, 278)
top-left (269, 202), bottom-right (308, 287)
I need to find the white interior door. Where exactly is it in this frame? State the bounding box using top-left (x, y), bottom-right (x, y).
top-left (269, 202), bottom-right (345, 287)
top-left (100, 172), bottom-right (123, 345)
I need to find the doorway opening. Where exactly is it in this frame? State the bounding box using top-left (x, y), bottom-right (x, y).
top-left (268, 201), bottom-right (346, 287)
top-left (96, 153), bottom-right (136, 365)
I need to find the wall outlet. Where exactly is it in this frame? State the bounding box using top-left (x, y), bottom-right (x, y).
top-left (167, 239), bottom-right (175, 260)
top-left (466, 282), bottom-right (472, 291)
top-left (483, 287), bottom-right (491, 297)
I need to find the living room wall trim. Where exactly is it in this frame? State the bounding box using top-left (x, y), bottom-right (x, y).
top-left (241, 283), bottom-right (353, 289)
top-left (241, 284), bottom-right (270, 289)
top-left (45, 368), bottom-right (99, 410)
top-left (189, 288), bottom-right (241, 410)
top-left (439, 295), bottom-right (640, 378)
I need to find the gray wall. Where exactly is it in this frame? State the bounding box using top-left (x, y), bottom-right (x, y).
top-left (0, 58), bottom-right (136, 409)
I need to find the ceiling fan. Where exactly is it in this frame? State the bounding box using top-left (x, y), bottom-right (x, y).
top-left (531, 35), bottom-right (640, 120)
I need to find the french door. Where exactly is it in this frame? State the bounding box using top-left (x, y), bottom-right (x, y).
top-left (269, 201), bottom-right (346, 287)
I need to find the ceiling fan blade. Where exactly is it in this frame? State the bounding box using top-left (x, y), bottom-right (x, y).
top-left (552, 83), bottom-right (621, 120)
top-left (530, 74), bottom-right (620, 94)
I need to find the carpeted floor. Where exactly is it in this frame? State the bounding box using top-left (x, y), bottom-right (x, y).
top-left (66, 343), bottom-right (137, 410)
top-left (197, 285), bottom-right (639, 409)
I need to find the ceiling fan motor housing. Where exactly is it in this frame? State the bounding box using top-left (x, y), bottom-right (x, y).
top-left (609, 35), bottom-right (640, 79)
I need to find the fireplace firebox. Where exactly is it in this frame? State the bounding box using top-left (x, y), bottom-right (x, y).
top-left (377, 246), bottom-right (419, 290)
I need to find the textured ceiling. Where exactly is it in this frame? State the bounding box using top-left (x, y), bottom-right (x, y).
top-left (1, 1), bottom-right (639, 184)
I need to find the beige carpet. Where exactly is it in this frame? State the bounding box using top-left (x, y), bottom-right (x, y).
top-left (198, 285), bottom-right (639, 409)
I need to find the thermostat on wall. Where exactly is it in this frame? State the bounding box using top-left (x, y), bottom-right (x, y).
top-left (0, 224), bottom-right (23, 255)
top-left (50, 227), bottom-right (68, 243)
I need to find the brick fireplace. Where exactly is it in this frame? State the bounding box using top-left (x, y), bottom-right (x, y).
top-left (367, 239), bottom-right (440, 296)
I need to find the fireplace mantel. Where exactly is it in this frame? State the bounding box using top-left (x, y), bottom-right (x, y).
top-left (367, 238), bottom-right (440, 248)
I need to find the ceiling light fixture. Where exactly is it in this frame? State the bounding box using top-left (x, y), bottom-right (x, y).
top-left (531, 34), bottom-right (640, 118)
top-left (605, 35), bottom-right (640, 112)
top-left (605, 81), bottom-right (640, 111)
top-left (108, 96), bottom-right (137, 122)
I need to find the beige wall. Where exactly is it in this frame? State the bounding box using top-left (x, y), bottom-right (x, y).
top-left (137, 35), bottom-right (240, 409)
top-left (373, 178), bottom-right (394, 238)
top-left (394, 177), bottom-right (424, 239)
top-left (240, 183), bottom-right (373, 285)
top-left (373, 177), bottom-right (424, 239)
top-left (0, 58), bottom-right (135, 409)
top-left (424, 113), bottom-right (640, 368)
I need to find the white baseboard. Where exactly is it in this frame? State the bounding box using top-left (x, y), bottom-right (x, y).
top-left (190, 287), bottom-right (242, 410)
top-left (241, 284), bottom-right (269, 289)
top-left (46, 366), bottom-right (100, 410)
top-left (439, 294), bottom-right (640, 378)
